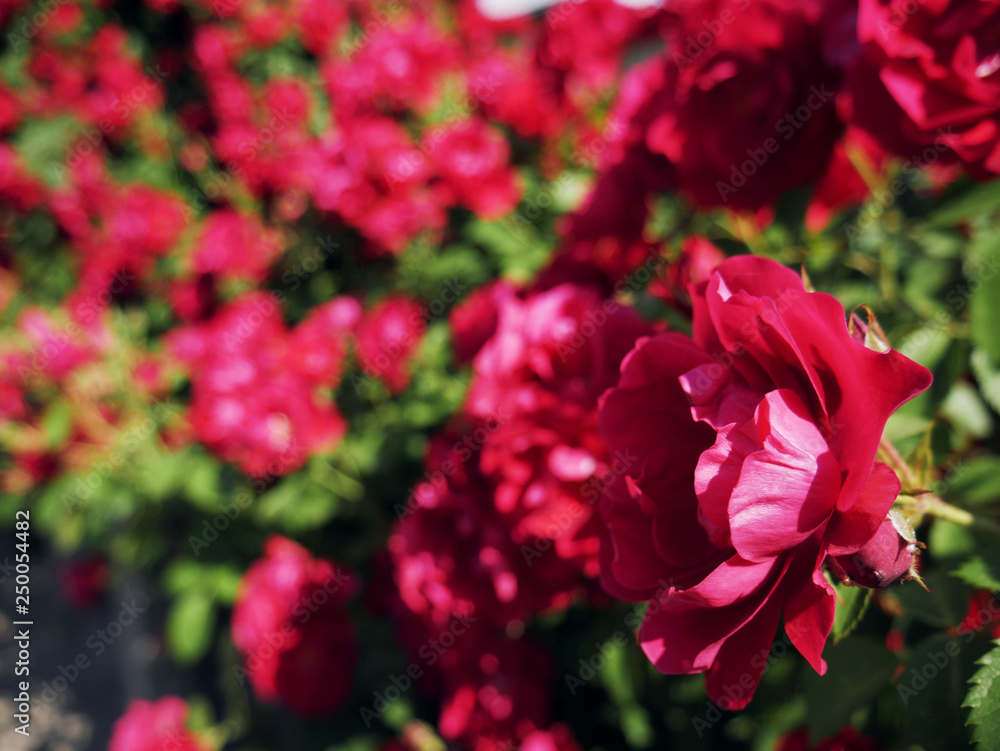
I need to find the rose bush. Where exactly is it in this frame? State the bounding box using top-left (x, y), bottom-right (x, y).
top-left (4, 0), bottom-right (1000, 748)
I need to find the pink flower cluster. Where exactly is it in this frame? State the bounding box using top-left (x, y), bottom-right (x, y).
top-left (387, 278), bottom-right (653, 750)
top-left (167, 293), bottom-right (357, 477)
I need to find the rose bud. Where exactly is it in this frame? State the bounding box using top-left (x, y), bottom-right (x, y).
top-left (829, 511), bottom-right (921, 588)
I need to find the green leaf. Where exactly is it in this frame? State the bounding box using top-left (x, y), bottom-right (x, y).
top-left (255, 474), bottom-right (340, 532)
top-left (942, 383), bottom-right (994, 438)
top-left (132, 449), bottom-right (186, 501)
top-left (832, 584), bottom-right (873, 644)
top-left (466, 216), bottom-right (553, 284)
top-left (902, 633), bottom-right (984, 751)
top-left (10, 115), bottom-right (82, 185)
top-left (929, 519), bottom-right (976, 560)
top-left (163, 559), bottom-right (204, 594)
top-left (167, 590), bottom-right (216, 664)
top-left (942, 456), bottom-right (1000, 506)
top-left (972, 348), bottom-right (1000, 415)
top-left (969, 252), bottom-right (1000, 364)
top-left (181, 453), bottom-right (222, 510)
top-left (804, 636), bottom-right (898, 740)
top-left (620, 703), bottom-right (654, 749)
top-left (598, 641), bottom-right (635, 706)
top-left (891, 571), bottom-right (971, 629)
top-left (954, 553), bottom-right (1000, 591)
top-left (898, 323), bottom-right (952, 371)
top-left (965, 640), bottom-right (1000, 751)
top-left (40, 400), bottom-right (74, 448)
top-left (929, 181), bottom-right (1000, 227)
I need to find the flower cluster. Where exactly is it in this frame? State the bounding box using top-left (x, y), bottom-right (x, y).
top-left (387, 279), bottom-right (652, 749)
top-left (167, 294), bottom-right (358, 477)
top-left (565, 0), bottom-right (1000, 282)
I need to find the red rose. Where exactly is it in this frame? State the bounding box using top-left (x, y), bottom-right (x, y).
top-left (355, 295), bottom-right (427, 394)
top-left (292, 0), bottom-right (348, 56)
top-left (578, 0), bottom-right (841, 216)
top-left (231, 536), bottom-right (357, 717)
top-left (109, 697), bottom-right (207, 751)
top-left (307, 117), bottom-right (446, 253)
top-left (647, 236), bottom-right (726, 310)
top-left (597, 255), bottom-right (931, 708)
top-left (847, 0), bottom-right (1000, 177)
top-left (448, 280), bottom-right (516, 365)
top-left (467, 283), bottom-right (651, 414)
top-left (168, 293), bottom-right (349, 476)
top-left (437, 631), bottom-right (553, 751)
top-left (59, 555), bottom-right (108, 609)
top-left (463, 283), bottom-right (652, 576)
top-left (519, 725), bottom-right (584, 751)
top-left (426, 119), bottom-right (521, 220)
top-left (190, 209), bottom-right (282, 283)
top-left (390, 432), bottom-right (581, 628)
top-left (805, 133), bottom-right (877, 232)
top-left (955, 590), bottom-right (1000, 638)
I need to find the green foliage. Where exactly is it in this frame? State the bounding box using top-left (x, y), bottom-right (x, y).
top-left (901, 633), bottom-right (985, 751)
top-left (970, 253), bottom-right (1000, 366)
top-left (831, 583), bottom-right (873, 644)
top-left (965, 641), bottom-right (1000, 751)
top-left (803, 637), bottom-right (897, 740)
top-left (889, 571), bottom-right (971, 630)
top-left (953, 551), bottom-right (1000, 591)
top-left (164, 560), bottom-right (242, 664)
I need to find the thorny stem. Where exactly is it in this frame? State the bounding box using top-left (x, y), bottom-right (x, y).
top-left (879, 436), bottom-right (1000, 538)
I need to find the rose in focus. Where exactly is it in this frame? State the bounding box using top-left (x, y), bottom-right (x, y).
top-left (596, 255), bottom-right (932, 707)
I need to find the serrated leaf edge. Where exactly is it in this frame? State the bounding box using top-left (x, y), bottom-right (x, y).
top-left (963, 638), bottom-right (1000, 750)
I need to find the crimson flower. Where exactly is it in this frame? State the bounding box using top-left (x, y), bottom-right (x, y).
top-left (597, 255), bottom-right (931, 708)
